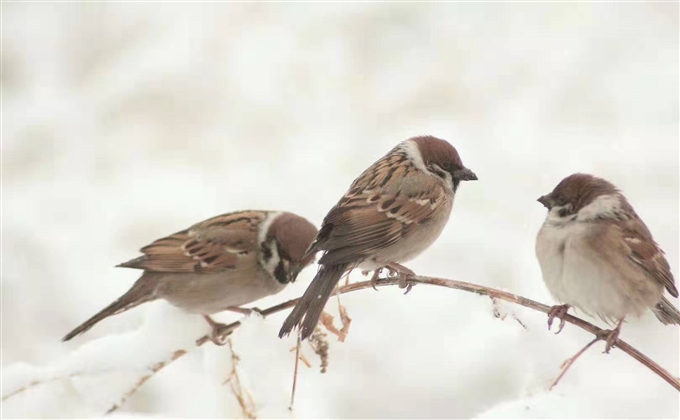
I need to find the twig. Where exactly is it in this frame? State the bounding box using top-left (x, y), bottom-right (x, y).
top-left (288, 347), bottom-right (312, 368)
top-left (1, 373), bottom-right (82, 402)
top-left (106, 349), bottom-right (186, 414)
top-left (11, 275), bottom-right (671, 413)
top-left (223, 338), bottom-right (257, 419)
top-left (289, 334), bottom-right (302, 411)
top-left (123, 276), bottom-right (680, 407)
top-left (550, 336), bottom-right (601, 390)
top-left (202, 275), bottom-right (679, 392)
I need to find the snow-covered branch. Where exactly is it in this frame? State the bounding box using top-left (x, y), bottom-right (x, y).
top-left (201, 275), bottom-right (680, 392)
top-left (3, 274), bottom-right (678, 417)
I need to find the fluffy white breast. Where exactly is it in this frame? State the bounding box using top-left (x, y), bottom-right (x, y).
top-left (536, 206), bottom-right (654, 321)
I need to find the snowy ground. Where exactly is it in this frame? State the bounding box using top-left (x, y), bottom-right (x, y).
top-left (2, 2), bottom-right (679, 419)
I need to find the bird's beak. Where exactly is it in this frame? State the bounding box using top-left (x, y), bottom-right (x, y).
top-left (537, 195), bottom-right (551, 208)
top-left (289, 264), bottom-right (304, 283)
top-left (455, 168), bottom-right (478, 181)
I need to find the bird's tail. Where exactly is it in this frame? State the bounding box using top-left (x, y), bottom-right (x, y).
top-left (279, 263), bottom-right (349, 340)
top-left (62, 275), bottom-right (157, 341)
top-left (652, 296), bottom-right (680, 326)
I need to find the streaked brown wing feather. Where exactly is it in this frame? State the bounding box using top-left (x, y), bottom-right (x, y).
top-left (620, 218), bottom-right (678, 297)
top-left (315, 173), bottom-right (448, 265)
top-left (118, 211), bottom-right (264, 273)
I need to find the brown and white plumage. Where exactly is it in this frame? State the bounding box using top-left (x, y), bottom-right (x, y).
top-left (535, 174), bottom-right (679, 350)
top-left (279, 136), bottom-right (477, 340)
top-left (63, 210), bottom-right (317, 341)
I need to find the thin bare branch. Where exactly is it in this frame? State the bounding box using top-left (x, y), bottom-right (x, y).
top-left (202, 275), bottom-right (680, 392)
top-left (550, 336), bottom-right (601, 390)
top-left (11, 274), bottom-right (671, 413)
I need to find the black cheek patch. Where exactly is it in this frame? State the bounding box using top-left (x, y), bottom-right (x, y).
top-left (274, 261), bottom-right (289, 284)
top-left (452, 179), bottom-right (461, 191)
top-left (558, 208), bottom-right (571, 218)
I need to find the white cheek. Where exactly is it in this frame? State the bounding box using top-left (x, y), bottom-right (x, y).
top-left (263, 240), bottom-right (280, 276)
top-left (399, 140), bottom-right (433, 175)
top-left (258, 211), bottom-right (283, 244)
top-left (577, 194), bottom-right (622, 221)
top-left (440, 170), bottom-right (454, 191)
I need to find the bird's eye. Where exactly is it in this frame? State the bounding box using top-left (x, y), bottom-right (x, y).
top-left (441, 162), bottom-right (451, 170)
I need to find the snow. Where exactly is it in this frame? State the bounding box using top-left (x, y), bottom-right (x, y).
top-left (2, 2), bottom-right (679, 419)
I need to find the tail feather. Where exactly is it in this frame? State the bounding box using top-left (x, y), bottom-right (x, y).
top-left (279, 263), bottom-right (349, 340)
top-left (652, 296), bottom-right (680, 325)
top-left (62, 275), bottom-right (157, 341)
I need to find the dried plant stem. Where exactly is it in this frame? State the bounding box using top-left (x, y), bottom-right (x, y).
top-left (289, 334), bottom-right (302, 411)
top-left (106, 349), bottom-right (186, 414)
top-left (1, 373), bottom-right (82, 402)
top-left (223, 338), bottom-right (257, 419)
top-left (550, 336), bottom-right (601, 390)
top-left (8, 275), bottom-right (673, 413)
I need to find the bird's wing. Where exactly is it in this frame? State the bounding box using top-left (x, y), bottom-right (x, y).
top-left (117, 211), bottom-right (265, 273)
top-left (619, 217), bottom-right (678, 298)
top-left (308, 156), bottom-right (450, 265)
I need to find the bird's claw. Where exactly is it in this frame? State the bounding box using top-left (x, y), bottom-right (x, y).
top-left (400, 281), bottom-right (413, 295)
top-left (203, 315), bottom-right (228, 346)
top-left (597, 321), bottom-right (623, 354)
top-left (370, 268), bottom-right (383, 291)
top-left (387, 263), bottom-right (415, 294)
top-left (547, 304), bottom-right (569, 334)
top-left (208, 331), bottom-right (228, 346)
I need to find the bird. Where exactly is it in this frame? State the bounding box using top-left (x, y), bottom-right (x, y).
top-left (63, 210), bottom-right (318, 343)
top-left (535, 173), bottom-right (680, 352)
top-left (279, 135), bottom-right (478, 340)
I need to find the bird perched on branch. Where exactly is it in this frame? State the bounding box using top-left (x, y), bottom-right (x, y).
top-left (63, 210), bottom-right (317, 343)
top-left (535, 174), bottom-right (680, 352)
top-left (279, 135), bottom-right (478, 340)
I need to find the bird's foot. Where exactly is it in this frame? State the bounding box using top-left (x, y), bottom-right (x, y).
top-left (597, 319), bottom-right (624, 354)
top-left (384, 263), bottom-right (415, 294)
top-left (203, 315), bottom-right (228, 346)
top-left (547, 304), bottom-right (570, 334)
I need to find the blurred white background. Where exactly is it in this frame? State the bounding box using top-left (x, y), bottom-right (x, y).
top-left (2, 2), bottom-right (678, 418)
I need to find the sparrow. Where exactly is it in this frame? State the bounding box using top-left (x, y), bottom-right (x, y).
top-left (63, 210), bottom-right (318, 343)
top-left (535, 173), bottom-right (680, 352)
top-left (279, 135), bottom-right (477, 340)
